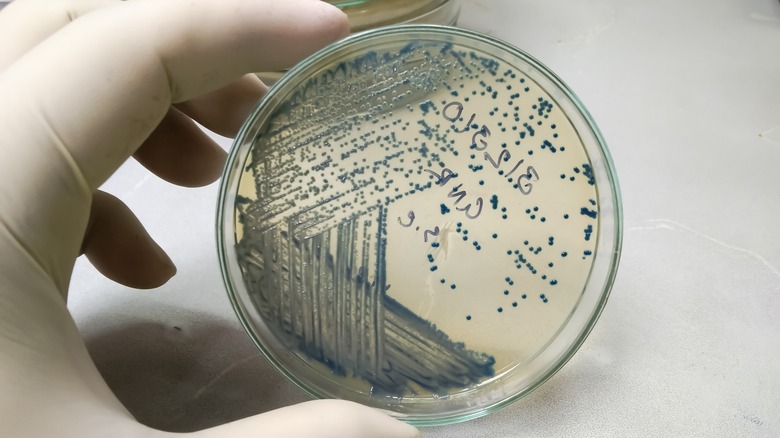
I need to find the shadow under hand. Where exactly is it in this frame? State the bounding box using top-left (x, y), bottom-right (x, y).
top-left (84, 313), bottom-right (309, 432)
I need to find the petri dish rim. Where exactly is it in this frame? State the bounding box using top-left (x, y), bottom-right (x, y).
top-left (217, 24), bottom-right (623, 426)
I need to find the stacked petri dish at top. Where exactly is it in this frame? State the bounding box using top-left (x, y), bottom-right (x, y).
top-left (328, 0), bottom-right (461, 32)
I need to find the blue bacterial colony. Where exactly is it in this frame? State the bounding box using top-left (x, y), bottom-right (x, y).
top-left (235, 39), bottom-right (599, 397)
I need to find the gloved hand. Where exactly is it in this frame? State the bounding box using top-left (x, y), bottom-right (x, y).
top-left (0, 0), bottom-right (420, 437)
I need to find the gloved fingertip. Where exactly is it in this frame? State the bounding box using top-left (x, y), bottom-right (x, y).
top-left (382, 417), bottom-right (421, 438)
top-left (317, 1), bottom-right (351, 39)
top-left (84, 191), bottom-right (178, 289)
top-left (393, 422), bottom-right (421, 438)
top-left (153, 244), bottom-right (177, 286)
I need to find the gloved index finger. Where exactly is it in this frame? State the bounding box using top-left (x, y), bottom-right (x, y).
top-left (0, 0), bottom-right (347, 290)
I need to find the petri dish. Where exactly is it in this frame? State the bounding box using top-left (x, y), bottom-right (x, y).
top-left (217, 25), bottom-right (622, 426)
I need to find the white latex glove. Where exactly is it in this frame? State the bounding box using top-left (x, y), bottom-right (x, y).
top-left (0, 0), bottom-right (420, 437)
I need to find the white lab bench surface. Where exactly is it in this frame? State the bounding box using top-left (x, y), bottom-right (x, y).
top-left (68, 0), bottom-right (780, 436)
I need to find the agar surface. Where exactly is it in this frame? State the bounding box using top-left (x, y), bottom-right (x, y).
top-left (235, 39), bottom-right (598, 396)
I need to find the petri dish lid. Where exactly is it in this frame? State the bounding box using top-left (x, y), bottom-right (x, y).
top-left (217, 25), bottom-right (622, 426)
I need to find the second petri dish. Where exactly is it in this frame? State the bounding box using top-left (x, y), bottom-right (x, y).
top-left (218, 25), bottom-right (622, 425)
top-left (329, 0), bottom-right (461, 32)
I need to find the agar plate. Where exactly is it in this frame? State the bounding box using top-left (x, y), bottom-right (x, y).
top-left (217, 25), bottom-right (622, 425)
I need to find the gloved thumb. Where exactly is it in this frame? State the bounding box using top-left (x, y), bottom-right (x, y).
top-left (191, 400), bottom-right (420, 438)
